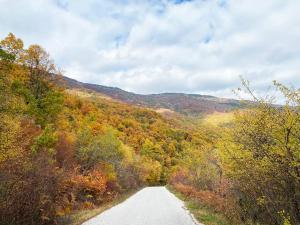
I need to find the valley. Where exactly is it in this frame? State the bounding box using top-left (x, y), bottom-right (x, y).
top-left (1, 33), bottom-right (299, 225)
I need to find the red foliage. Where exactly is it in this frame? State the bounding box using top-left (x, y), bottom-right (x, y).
top-left (55, 132), bottom-right (75, 169)
top-left (168, 168), bottom-right (189, 185)
top-left (173, 183), bottom-right (232, 213)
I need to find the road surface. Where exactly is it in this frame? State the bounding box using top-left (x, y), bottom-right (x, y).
top-left (82, 186), bottom-right (202, 225)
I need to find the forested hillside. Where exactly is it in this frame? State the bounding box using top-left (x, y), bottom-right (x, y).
top-left (61, 76), bottom-right (242, 116)
top-left (0, 33), bottom-right (209, 224)
top-left (0, 33), bottom-right (299, 225)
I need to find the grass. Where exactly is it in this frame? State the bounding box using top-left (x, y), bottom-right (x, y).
top-left (201, 112), bottom-right (234, 127)
top-left (167, 186), bottom-right (230, 225)
top-left (59, 189), bottom-right (139, 225)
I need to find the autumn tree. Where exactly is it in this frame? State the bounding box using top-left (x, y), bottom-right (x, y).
top-left (219, 81), bottom-right (300, 225)
top-left (0, 33), bottom-right (63, 225)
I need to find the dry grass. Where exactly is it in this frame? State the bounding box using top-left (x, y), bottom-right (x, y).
top-left (155, 108), bottom-right (176, 114)
top-left (201, 112), bottom-right (234, 127)
top-left (66, 88), bottom-right (113, 101)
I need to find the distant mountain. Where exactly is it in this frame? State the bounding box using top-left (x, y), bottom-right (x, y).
top-left (61, 76), bottom-right (242, 116)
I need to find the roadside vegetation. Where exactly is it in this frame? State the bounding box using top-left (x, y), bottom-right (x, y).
top-left (169, 81), bottom-right (300, 225)
top-left (0, 33), bottom-right (299, 225)
top-left (58, 189), bottom-right (139, 225)
top-left (168, 185), bottom-right (230, 225)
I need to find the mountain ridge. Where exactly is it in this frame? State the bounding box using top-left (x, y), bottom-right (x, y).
top-left (61, 75), bottom-right (242, 115)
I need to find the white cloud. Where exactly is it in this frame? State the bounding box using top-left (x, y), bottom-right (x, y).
top-left (0, 0), bottom-right (299, 99)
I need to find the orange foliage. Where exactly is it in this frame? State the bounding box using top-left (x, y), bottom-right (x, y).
top-left (80, 102), bottom-right (95, 115)
top-left (168, 168), bottom-right (189, 185)
top-left (58, 169), bottom-right (108, 212)
top-left (173, 183), bottom-right (231, 214)
top-left (55, 132), bottom-right (75, 169)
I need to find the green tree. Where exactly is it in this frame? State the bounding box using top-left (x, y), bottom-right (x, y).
top-left (76, 128), bottom-right (124, 170)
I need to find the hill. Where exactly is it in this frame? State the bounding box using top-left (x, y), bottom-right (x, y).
top-left (61, 76), bottom-right (242, 116)
top-left (2, 33), bottom-right (298, 225)
top-left (1, 34), bottom-right (200, 224)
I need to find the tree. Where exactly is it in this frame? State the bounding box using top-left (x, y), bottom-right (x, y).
top-left (0, 34), bottom-right (63, 225)
top-left (76, 128), bottom-right (124, 170)
top-left (140, 138), bottom-right (164, 163)
top-left (137, 156), bottom-right (162, 185)
top-left (0, 32), bottom-right (23, 61)
top-left (219, 81), bottom-right (300, 225)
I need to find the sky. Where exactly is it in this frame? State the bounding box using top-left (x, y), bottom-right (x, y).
top-left (0, 0), bottom-right (299, 98)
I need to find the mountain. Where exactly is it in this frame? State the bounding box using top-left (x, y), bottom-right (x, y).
top-left (61, 76), bottom-right (242, 116)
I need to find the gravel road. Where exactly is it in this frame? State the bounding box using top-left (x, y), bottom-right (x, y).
top-left (82, 186), bottom-right (202, 225)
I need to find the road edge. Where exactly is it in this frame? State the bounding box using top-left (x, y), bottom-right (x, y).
top-left (59, 188), bottom-right (142, 225)
top-left (165, 185), bottom-right (203, 225)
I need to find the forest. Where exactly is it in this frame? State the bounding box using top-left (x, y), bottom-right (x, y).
top-left (0, 33), bottom-right (299, 225)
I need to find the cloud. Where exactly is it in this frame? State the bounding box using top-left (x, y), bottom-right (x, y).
top-left (0, 0), bottom-right (299, 99)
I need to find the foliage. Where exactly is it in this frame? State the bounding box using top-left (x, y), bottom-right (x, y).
top-left (169, 185), bottom-right (231, 225)
top-left (0, 33), bottom-right (200, 224)
top-left (1, 33), bottom-right (299, 225)
top-left (219, 81), bottom-right (300, 225)
top-left (136, 156), bottom-right (163, 185)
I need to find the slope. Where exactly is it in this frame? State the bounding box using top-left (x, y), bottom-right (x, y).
top-left (61, 76), bottom-right (242, 116)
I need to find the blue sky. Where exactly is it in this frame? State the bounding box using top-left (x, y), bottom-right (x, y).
top-left (0, 0), bottom-right (299, 99)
